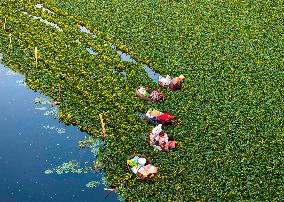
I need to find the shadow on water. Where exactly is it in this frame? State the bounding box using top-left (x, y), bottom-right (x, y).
top-left (0, 63), bottom-right (119, 202)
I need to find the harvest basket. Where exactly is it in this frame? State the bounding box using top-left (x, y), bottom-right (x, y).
top-left (136, 87), bottom-right (164, 102)
top-left (135, 87), bottom-right (152, 101)
top-left (127, 154), bottom-right (156, 181)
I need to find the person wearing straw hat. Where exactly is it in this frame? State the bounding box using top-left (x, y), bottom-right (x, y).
top-left (169, 75), bottom-right (185, 90)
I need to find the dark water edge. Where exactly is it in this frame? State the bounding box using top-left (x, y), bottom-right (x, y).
top-left (0, 63), bottom-right (119, 202)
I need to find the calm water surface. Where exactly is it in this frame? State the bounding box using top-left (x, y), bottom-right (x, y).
top-left (0, 63), bottom-right (118, 202)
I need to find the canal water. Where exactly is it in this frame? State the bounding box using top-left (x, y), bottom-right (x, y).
top-left (0, 63), bottom-right (118, 202)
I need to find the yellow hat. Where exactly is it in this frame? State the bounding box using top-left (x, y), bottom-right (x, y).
top-left (150, 109), bottom-right (161, 117)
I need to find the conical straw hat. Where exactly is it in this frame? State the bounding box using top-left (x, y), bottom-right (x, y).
top-left (178, 75), bottom-right (185, 80)
top-left (150, 109), bottom-right (160, 117)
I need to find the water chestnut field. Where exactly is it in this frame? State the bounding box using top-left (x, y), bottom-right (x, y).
top-left (1, 0), bottom-right (283, 201)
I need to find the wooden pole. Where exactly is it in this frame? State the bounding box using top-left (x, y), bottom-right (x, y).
top-left (8, 33), bottom-right (12, 48)
top-left (104, 188), bottom-right (115, 191)
top-left (104, 188), bottom-right (115, 199)
top-left (3, 18), bottom-right (6, 30)
top-left (99, 113), bottom-right (106, 138)
top-left (35, 47), bottom-right (38, 68)
top-left (58, 82), bottom-right (61, 100)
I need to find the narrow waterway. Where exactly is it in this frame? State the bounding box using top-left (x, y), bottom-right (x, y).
top-left (0, 63), bottom-right (118, 202)
top-left (32, 4), bottom-right (162, 83)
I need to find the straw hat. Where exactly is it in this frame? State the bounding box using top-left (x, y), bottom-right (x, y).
top-left (178, 75), bottom-right (185, 80)
top-left (150, 109), bottom-right (161, 117)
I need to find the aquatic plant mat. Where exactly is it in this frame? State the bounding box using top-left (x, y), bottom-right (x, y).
top-left (1, 0), bottom-right (283, 201)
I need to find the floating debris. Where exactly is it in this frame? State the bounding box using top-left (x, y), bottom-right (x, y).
top-left (43, 108), bottom-right (58, 118)
top-left (34, 97), bottom-right (58, 117)
top-left (43, 125), bottom-right (55, 130)
top-left (43, 125), bottom-right (65, 134)
top-left (86, 181), bottom-right (100, 189)
top-left (78, 138), bottom-right (94, 148)
top-left (16, 79), bottom-right (26, 86)
top-left (44, 160), bottom-right (83, 175)
top-left (89, 140), bottom-right (103, 157)
top-left (5, 70), bottom-right (18, 76)
top-left (34, 97), bottom-right (52, 105)
top-left (35, 106), bottom-right (48, 111)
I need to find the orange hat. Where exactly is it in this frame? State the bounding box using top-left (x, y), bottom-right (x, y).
top-left (150, 109), bottom-right (161, 117)
top-left (178, 75), bottom-right (185, 80)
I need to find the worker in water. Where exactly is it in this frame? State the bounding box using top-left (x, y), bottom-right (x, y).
top-left (169, 74), bottom-right (185, 90)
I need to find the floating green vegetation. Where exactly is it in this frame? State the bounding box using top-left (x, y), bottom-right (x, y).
top-left (1, 0), bottom-right (283, 201)
top-left (16, 79), bottom-right (26, 86)
top-left (44, 160), bottom-right (86, 175)
top-left (78, 138), bottom-right (95, 149)
top-left (35, 106), bottom-right (48, 111)
top-left (43, 125), bottom-right (66, 134)
top-left (34, 97), bottom-right (52, 105)
top-left (34, 97), bottom-right (59, 118)
top-left (85, 181), bottom-right (100, 189)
